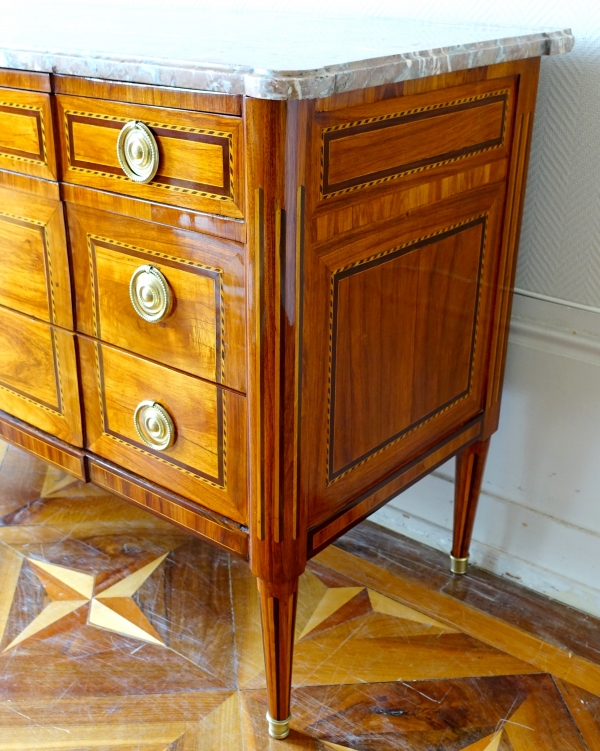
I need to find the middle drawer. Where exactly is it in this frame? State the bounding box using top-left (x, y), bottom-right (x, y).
top-left (67, 202), bottom-right (246, 393)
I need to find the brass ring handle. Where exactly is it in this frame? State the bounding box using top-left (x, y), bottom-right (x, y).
top-left (129, 265), bottom-right (173, 323)
top-left (134, 400), bottom-right (175, 451)
top-left (116, 121), bottom-right (159, 183)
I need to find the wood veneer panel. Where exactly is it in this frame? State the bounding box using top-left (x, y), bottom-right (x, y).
top-left (303, 185), bottom-right (505, 528)
top-left (0, 409), bottom-right (86, 479)
top-left (309, 419), bottom-right (482, 555)
top-left (54, 75), bottom-right (243, 116)
top-left (57, 94), bottom-right (244, 218)
top-left (61, 183), bottom-right (245, 243)
top-left (78, 337), bottom-right (247, 524)
top-left (0, 68), bottom-right (51, 92)
top-left (87, 456), bottom-right (249, 559)
top-left (313, 159), bottom-right (508, 244)
top-left (0, 167), bottom-right (60, 200)
top-left (0, 180), bottom-right (73, 328)
top-left (330, 218), bottom-right (484, 478)
top-left (316, 75), bottom-right (516, 203)
top-left (68, 201), bottom-right (246, 391)
top-left (0, 308), bottom-right (82, 446)
top-left (0, 86), bottom-right (57, 181)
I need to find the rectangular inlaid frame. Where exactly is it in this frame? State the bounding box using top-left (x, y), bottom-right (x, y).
top-left (327, 215), bottom-right (487, 484)
top-left (318, 80), bottom-right (514, 202)
top-left (93, 341), bottom-right (226, 489)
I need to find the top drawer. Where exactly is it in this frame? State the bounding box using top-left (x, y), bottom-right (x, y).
top-left (56, 95), bottom-right (244, 219)
top-left (0, 86), bottom-right (58, 181)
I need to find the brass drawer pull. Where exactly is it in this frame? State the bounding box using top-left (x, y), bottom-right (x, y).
top-left (129, 265), bottom-right (172, 323)
top-left (116, 121), bottom-right (159, 183)
top-left (134, 400), bottom-right (175, 451)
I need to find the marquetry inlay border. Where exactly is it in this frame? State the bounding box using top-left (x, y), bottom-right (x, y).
top-left (0, 210), bottom-right (56, 324)
top-left (63, 109), bottom-right (236, 204)
top-left (0, 101), bottom-right (47, 166)
top-left (86, 233), bottom-right (225, 384)
top-left (0, 320), bottom-right (63, 416)
top-left (92, 342), bottom-right (227, 490)
top-left (325, 214), bottom-right (489, 485)
top-left (320, 88), bottom-right (510, 199)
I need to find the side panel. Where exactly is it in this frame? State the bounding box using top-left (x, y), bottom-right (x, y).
top-left (298, 60), bottom-right (541, 537)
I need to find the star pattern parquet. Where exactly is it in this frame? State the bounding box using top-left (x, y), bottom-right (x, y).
top-left (0, 440), bottom-right (599, 749)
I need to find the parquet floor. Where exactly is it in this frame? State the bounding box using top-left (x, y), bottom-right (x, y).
top-left (0, 440), bottom-right (599, 750)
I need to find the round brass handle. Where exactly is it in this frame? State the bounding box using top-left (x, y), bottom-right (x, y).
top-left (116, 121), bottom-right (159, 183)
top-left (134, 400), bottom-right (175, 451)
top-left (129, 265), bottom-right (172, 323)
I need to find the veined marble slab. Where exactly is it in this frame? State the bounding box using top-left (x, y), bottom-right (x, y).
top-left (0, 5), bottom-right (574, 99)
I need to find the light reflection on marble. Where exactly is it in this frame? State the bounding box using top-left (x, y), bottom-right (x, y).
top-left (0, 439), bottom-right (595, 749)
top-left (0, 5), bottom-right (573, 99)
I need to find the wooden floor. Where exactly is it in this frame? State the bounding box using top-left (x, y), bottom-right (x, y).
top-left (0, 441), bottom-right (599, 750)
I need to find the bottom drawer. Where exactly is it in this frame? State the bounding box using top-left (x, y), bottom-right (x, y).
top-left (0, 306), bottom-right (83, 445)
top-left (78, 338), bottom-right (247, 524)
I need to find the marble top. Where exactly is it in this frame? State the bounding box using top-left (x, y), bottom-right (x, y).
top-left (0, 5), bottom-right (574, 100)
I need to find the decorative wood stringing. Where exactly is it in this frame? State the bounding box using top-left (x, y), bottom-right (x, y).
top-left (66, 199), bottom-right (247, 392)
top-left (0, 59), bottom-right (547, 741)
top-left (78, 336), bottom-right (248, 524)
top-left (319, 82), bottom-right (512, 200)
top-left (56, 94), bottom-right (245, 218)
top-left (0, 307), bottom-right (82, 446)
top-left (309, 419), bottom-right (482, 555)
top-left (92, 340), bottom-right (225, 487)
top-left (0, 180), bottom-right (73, 329)
top-left (0, 86), bottom-right (57, 180)
top-left (326, 214), bottom-right (488, 485)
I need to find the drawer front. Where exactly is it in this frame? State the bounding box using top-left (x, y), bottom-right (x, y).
top-left (0, 306), bottom-right (82, 445)
top-left (0, 180), bottom-right (73, 328)
top-left (57, 95), bottom-right (244, 219)
top-left (0, 86), bottom-right (57, 181)
top-left (317, 76), bottom-right (516, 203)
top-left (68, 201), bottom-right (246, 392)
top-left (79, 338), bottom-right (247, 523)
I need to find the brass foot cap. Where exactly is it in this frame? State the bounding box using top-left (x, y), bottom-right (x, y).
top-left (266, 712), bottom-right (291, 739)
top-left (450, 554), bottom-right (469, 575)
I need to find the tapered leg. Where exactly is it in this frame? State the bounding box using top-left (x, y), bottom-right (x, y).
top-left (257, 577), bottom-right (299, 739)
top-left (451, 438), bottom-right (491, 574)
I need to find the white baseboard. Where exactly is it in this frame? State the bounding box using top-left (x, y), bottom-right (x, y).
top-left (372, 474), bottom-right (600, 619)
top-left (371, 292), bottom-right (600, 618)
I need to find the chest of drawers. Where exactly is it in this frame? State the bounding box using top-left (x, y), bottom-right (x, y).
top-left (0, 18), bottom-right (573, 738)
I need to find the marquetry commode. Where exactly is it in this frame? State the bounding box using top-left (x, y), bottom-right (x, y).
top-left (0, 18), bottom-right (573, 739)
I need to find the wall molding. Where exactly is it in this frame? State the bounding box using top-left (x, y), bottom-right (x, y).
top-left (373, 494), bottom-right (600, 619)
top-left (515, 288), bottom-right (600, 316)
top-left (510, 314), bottom-right (600, 366)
